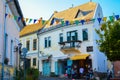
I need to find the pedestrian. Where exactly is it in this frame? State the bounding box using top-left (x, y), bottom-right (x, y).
top-left (107, 69), bottom-right (112, 80)
top-left (89, 68), bottom-right (93, 79)
top-left (79, 67), bottom-right (84, 78)
top-left (67, 68), bottom-right (71, 78)
top-left (71, 68), bottom-right (75, 79)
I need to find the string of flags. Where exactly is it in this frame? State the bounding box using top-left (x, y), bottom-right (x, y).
top-left (4, 13), bottom-right (119, 25)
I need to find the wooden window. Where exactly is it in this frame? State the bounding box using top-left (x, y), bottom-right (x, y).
top-left (33, 39), bottom-right (37, 50)
top-left (33, 58), bottom-right (36, 66)
top-left (26, 40), bottom-right (30, 51)
top-left (59, 33), bottom-right (63, 43)
top-left (44, 38), bottom-right (47, 48)
top-left (48, 37), bottom-right (51, 47)
top-left (82, 29), bottom-right (88, 41)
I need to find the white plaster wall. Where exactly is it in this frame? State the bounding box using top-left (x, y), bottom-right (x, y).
top-left (92, 3), bottom-right (107, 72)
top-left (0, 0), bottom-right (20, 67)
top-left (39, 23), bottom-right (94, 57)
top-left (20, 33), bottom-right (38, 68)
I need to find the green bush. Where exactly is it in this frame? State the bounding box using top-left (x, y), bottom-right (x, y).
top-left (26, 68), bottom-right (39, 80)
top-left (15, 68), bottom-right (39, 80)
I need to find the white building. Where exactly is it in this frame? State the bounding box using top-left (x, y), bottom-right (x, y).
top-left (37, 2), bottom-right (107, 76)
top-left (20, 21), bottom-right (43, 69)
top-left (0, 0), bottom-right (25, 77)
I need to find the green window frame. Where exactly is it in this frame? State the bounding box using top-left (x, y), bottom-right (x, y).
top-left (82, 29), bottom-right (88, 41)
top-left (59, 33), bottom-right (63, 43)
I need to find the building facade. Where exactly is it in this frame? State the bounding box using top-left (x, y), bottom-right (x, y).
top-left (38, 2), bottom-right (107, 76)
top-left (0, 0), bottom-right (25, 78)
top-left (20, 22), bottom-right (43, 69)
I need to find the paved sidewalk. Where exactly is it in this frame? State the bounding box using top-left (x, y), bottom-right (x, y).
top-left (39, 76), bottom-right (85, 80)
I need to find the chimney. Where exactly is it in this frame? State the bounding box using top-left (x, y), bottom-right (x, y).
top-left (38, 17), bottom-right (42, 23)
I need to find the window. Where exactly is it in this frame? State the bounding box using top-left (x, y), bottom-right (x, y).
top-left (33, 39), bottom-right (37, 50)
top-left (44, 36), bottom-right (51, 48)
top-left (5, 33), bottom-right (8, 58)
top-left (87, 46), bottom-right (93, 52)
top-left (75, 10), bottom-right (93, 18)
top-left (48, 37), bottom-right (51, 47)
top-left (59, 33), bottom-right (63, 43)
top-left (26, 40), bottom-right (30, 51)
top-left (67, 31), bottom-right (78, 47)
top-left (67, 31), bottom-right (78, 41)
top-left (82, 29), bottom-right (88, 41)
top-left (33, 58), bottom-right (36, 66)
top-left (44, 38), bottom-right (47, 48)
top-left (10, 40), bottom-right (13, 65)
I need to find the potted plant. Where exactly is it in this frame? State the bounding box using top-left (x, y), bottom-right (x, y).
top-left (4, 58), bottom-right (9, 65)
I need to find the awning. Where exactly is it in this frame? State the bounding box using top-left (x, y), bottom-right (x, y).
top-left (70, 54), bottom-right (90, 60)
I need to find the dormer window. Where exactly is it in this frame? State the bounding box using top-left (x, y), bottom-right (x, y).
top-left (75, 10), bottom-right (83, 18)
top-left (75, 10), bottom-right (93, 18)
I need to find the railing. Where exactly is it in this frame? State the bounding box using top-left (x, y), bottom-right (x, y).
top-left (58, 40), bottom-right (82, 50)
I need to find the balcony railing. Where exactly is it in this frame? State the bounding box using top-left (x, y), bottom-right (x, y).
top-left (58, 40), bottom-right (82, 50)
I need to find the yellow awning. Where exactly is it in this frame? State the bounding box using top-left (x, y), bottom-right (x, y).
top-left (70, 54), bottom-right (90, 60)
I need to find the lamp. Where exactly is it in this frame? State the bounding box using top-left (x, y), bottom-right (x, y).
top-left (18, 43), bottom-right (22, 48)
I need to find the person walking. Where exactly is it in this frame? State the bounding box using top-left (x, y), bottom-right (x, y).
top-left (79, 67), bottom-right (84, 78)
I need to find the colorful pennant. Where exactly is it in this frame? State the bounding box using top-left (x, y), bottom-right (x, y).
top-left (4, 13), bottom-right (120, 25)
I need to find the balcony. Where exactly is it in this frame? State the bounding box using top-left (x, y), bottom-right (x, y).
top-left (58, 40), bottom-right (82, 54)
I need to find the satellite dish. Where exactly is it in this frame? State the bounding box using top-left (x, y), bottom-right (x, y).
top-left (22, 48), bottom-right (28, 54)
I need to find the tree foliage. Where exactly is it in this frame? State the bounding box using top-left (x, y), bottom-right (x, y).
top-left (95, 20), bottom-right (120, 61)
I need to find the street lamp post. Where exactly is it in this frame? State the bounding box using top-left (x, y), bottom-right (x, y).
top-left (22, 48), bottom-right (28, 80)
top-left (18, 43), bottom-right (22, 70)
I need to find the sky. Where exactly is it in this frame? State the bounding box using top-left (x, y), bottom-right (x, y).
top-left (18, 0), bottom-right (120, 20)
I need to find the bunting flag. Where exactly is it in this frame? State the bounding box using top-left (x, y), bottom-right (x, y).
top-left (25, 18), bottom-right (29, 22)
top-left (75, 20), bottom-right (79, 25)
top-left (86, 19), bottom-right (90, 24)
top-left (70, 21), bottom-right (74, 25)
top-left (5, 13), bottom-right (8, 18)
top-left (54, 18), bottom-right (60, 24)
top-left (42, 20), bottom-right (45, 25)
top-left (61, 20), bottom-right (64, 26)
top-left (80, 20), bottom-right (85, 25)
top-left (115, 15), bottom-right (119, 20)
top-left (109, 16), bottom-right (114, 22)
top-left (50, 18), bottom-right (54, 25)
top-left (65, 20), bottom-right (69, 26)
top-left (103, 17), bottom-right (107, 22)
top-left (22, 18), bottom-right (25, 22)
top-left (8, 14), bottom-right (12, 18)
top-left (34, 19), bottom-right (37, 23)
top-left (3, 13), bottom-right (120, 25)
top-left (14, 16), bottom-right (17, 20)
top-left (18, 17), bottom-right (21, 22)
top-left (29, 19), bottom-right (32, 23)
top-left (97, 18), bottom-right (102, 24)
top-left (91, 18), bottom-right (95, 22)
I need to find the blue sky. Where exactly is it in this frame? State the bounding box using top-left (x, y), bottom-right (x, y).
top-left (18, 0), bottom-right (120, 20)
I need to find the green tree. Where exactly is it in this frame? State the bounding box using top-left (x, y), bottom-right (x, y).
top-left (95, 20), bottom-right (120, 61)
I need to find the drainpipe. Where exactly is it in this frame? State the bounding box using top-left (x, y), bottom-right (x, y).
top-left (37, 33), bottom-right (40, 70)
top-left (1, 1), bottom-right (7, 80)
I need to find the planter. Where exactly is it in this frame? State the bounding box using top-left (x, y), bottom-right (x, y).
top-left (4, 58), bottom-right (9, 65)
